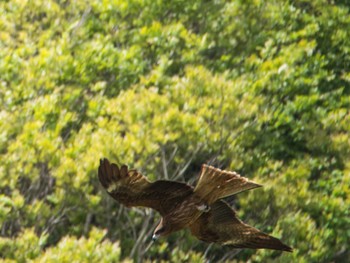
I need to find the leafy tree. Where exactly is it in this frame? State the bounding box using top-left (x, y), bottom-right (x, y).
top-left (0, 0), bottom-right (349, 262)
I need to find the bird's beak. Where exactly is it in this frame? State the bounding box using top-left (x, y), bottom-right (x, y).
top-left (152, 234), bottom-right (158, 242)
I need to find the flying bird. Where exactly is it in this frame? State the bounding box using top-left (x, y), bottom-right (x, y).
top-left (98, 158), bottom-right (292, 252)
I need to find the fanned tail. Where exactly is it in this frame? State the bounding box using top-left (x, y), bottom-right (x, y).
top-left (194, 165), bottom-right (262, 204)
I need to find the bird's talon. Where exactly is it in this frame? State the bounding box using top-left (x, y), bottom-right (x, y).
top-left (197, 203), bottom-right (210, 212)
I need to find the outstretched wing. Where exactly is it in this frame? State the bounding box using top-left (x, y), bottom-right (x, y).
top-left (194, 165), bottom-right (262, 204)
top-left (98, 158), bottom-right (194, 216)
top-left (189, 200), bottom-right (292, 252)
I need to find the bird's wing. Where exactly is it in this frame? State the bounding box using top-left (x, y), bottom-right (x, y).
top-left (189, 200), bottom-right (292, 252)
top-left (194, 165), bottom-right (262, 204)
top-left (98, 158), bottom-right (194, 216)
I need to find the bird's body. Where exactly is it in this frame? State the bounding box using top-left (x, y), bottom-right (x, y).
top-left (160, 193), bottom-right (203, 230)
top-left (98, 158), bottom-right (292, 252)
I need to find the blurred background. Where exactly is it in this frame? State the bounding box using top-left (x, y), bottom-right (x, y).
top-left (0, 0), bottom-right (349, 262)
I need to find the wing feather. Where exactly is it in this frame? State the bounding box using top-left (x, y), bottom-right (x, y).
top-left (189, 200), bottom-right (292, 252)
top-left (98, 158), bottom-right (193, 216)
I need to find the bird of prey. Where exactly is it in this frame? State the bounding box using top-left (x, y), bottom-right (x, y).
top-left (98, 158), bottom-right (292, 252)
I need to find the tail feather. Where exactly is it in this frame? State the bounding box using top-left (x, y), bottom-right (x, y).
top-left (194, 165), bottom-right (262, 204)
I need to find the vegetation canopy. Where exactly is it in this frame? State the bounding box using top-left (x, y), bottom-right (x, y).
top-left (0, 0), bottom-right (349, 262)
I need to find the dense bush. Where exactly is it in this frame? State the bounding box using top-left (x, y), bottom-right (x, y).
top-left (1, 0), bottom-right (349, 262)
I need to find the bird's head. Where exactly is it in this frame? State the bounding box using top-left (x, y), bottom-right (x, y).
top-left (152, 219), bottom-right (170, 241)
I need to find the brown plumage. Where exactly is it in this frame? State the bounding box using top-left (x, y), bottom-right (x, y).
top-left (98, 158), bottom-right (292, 252)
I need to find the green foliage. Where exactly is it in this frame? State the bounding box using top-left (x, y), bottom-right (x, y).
top-left (1, 0), bottom-right (349, 262)
top-left (0, 228), bottom-right (120, 263)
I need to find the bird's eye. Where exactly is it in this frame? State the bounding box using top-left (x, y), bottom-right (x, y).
top-left (155, 227), bottom-right (165, 235)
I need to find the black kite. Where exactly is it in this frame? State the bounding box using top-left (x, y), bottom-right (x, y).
top-left (98, 158), bottom-right (292, 252)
